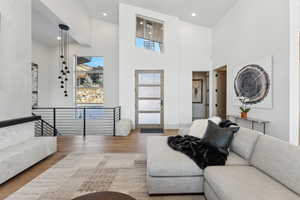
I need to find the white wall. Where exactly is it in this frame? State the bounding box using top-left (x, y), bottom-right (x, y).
top-left (119, 3), bottom-right (212, 128)
top-left (32, 40), bottom-right (52, 107)
top-left (212, 0), bottom-right (290, 141)
top-left (289, 0), bottom-right (300, 145)
top-left (0, 0), bottom-right (32, 120)
top-left (47, 19), bottom-right (119, 107)
top-left (39, 0), bottom-right (91, 45)
top-left (178, 21), bottom-right (212, 125)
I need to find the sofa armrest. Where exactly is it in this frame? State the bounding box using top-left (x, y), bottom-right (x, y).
top-left (179, 128), bottom-right (190, 136)
top-left (183, 117), bottom-right (221, 138)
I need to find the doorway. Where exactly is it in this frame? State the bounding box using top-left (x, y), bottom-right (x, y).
top-left (192, 72), bottom-right (209, 120)
top-left (135, 70), bottom-right (164, 132)
top-left (214, 66), bottom-right (227, 119)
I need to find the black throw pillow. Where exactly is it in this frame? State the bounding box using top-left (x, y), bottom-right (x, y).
top-left (202, 120), bottom-right (236, 154)
top-left (219, 120), bottom-right (240, 133)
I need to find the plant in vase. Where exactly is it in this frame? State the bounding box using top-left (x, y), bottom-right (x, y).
top-left (238, 96), bottom-right (251, 119)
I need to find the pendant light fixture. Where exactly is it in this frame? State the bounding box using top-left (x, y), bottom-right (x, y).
top-left (58, 24), bottom-right (70, 97)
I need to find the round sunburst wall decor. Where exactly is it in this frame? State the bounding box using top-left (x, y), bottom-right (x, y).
top-left (234, 64), bottom-right (270, 105)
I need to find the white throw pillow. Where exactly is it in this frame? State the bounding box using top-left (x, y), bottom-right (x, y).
top-left (209, 116), bottom-right (222, 125)
top-left (188, 116), bottom-right (221, 138)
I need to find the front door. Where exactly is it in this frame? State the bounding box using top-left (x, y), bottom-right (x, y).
top-left (135, 70), bottom-right (164, 130)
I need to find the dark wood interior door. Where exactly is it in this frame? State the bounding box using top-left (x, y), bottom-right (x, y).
top-left (216, 70), bottom-right (227, 119)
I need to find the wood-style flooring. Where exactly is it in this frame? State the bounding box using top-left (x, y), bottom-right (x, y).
top-left (0, 129), bottom-right (178, 199)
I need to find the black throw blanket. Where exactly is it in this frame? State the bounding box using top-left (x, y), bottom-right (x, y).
top-left (167, 135), bottom-right (228, 169)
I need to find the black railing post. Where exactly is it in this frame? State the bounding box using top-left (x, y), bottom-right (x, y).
top-left (119, 107), bottom-right (121, 120)
top-left (113, 108), bottom-right (116, 136)
top-left (83, 108), bottom-right (86, 137)
top-left (41, 120), bottom-right (44, 136)
top-left (53, 108), bottom-right (57, 136)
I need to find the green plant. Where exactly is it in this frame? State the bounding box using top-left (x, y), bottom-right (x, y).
top-left (238, 96), bottom-right (251, 113)
top-left (240, 107), bottom-right (251, 113)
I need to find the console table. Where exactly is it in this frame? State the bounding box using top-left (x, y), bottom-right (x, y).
top-left (227, 115), bottom-right (270, 134)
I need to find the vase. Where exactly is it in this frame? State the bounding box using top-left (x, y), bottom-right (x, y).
top-left (241, 112), bottom-right (248, 119)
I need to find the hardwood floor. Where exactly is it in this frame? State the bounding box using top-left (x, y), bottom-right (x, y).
top-left (0, 129), bottom-right (178, 199)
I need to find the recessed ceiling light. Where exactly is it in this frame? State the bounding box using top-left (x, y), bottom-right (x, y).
top-left (140, 21), bottom-right (144, 25)
top-left (57, 36), bottom-right (62, 40)
top-left (102, 12), bottom-right (108, 17)
top-left (191, 12), bottom-right (197, 17)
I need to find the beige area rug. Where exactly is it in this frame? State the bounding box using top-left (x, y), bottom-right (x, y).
top-left (6, 153), bottom-right (204, 200)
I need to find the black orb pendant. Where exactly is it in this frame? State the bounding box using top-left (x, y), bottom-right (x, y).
top-left (58, 24), bottom-right (70, 98)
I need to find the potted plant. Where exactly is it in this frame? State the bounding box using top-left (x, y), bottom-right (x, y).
top-left (238, 96), bottom-right (250, 119)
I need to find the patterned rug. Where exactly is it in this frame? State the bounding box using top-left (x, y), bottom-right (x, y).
top-left (6, 153), bottom-right (204, 200)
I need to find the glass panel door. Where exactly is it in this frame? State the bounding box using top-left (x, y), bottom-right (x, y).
top-left (135, 70), bottom-right (164, 129)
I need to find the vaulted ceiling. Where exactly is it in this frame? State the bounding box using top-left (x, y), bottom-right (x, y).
top-left (32, 6), bottom-right (58, 47)
top-left (32, 0), bottom-right (238, 47)
top-left (32, 0), bottom-right (76, 47)
top-left (81, 0), bottom-right (238, 27)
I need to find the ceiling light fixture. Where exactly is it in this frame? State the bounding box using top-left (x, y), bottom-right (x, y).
top-left (57, 36), bottom-right (62, 40)
top-left (191, 12), bottom-right (197, 17)
top-left (103, 12), bottom-right (108, 16)
top-left (58, 24), bottom-right (70, 97)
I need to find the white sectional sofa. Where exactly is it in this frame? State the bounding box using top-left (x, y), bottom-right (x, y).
top-left (0, 117), bottom-right (57, 184)
top-left (147, 119), bottom-right (300, 200)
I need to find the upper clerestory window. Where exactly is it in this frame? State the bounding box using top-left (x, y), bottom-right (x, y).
top-left (136, 15), bottom-right (164, 53)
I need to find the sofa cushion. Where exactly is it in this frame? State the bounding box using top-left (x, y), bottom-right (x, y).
top-left (147, 136), bottom-right (203, 177)
top-left (230, 127), bottom-right (261, 160)
top-left (251, 135), bottom-right (300, 196)
top-left (0, 136), bottom-right (57, 184)
top-left (188, 117), bottom-right (221, 138)
top-left (147, 175), bottom-right (204, 194)
top-left (147, 136), bottom-right (249, 177)
top-left (0, 122), bottom-right (34, 150)
top-left (204, 180), bottom-right (220, 200)
top-left (226, 152), bottom-right (249, 165)
top-left (204, 166), bottom-right (300, 200)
